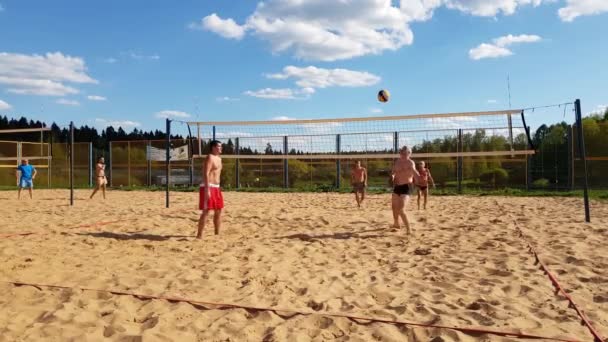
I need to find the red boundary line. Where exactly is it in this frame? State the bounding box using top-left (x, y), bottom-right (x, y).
top-left (2, 280), bottom-right (579, 342)
top-left (1, 204), bottom-right (602, 340)
top-left (512, 221), bottom-right (605, 342)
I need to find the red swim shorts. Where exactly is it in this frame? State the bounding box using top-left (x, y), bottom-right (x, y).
top-left (199, 185), bottom-right (224, 210)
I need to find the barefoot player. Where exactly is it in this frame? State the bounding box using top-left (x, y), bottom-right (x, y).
top-left (90, 157), bottom-right (107, 199)
top-left (415, 161), bottom-right (435, 210)
top-left (390, 146), bottom-right (420, 234)
top-left (197, 140), bottom-right (223, 239)
top-left (350, 160), bottom-right (367, 207)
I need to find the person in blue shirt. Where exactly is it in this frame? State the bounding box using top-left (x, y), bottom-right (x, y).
top-left (16, 159), bottom-right (37, 199)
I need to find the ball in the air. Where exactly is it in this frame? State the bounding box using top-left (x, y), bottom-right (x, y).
top-left (255, 177), bottom-right (260, 182)
top-left (378, 89), bottom-right (390, 103)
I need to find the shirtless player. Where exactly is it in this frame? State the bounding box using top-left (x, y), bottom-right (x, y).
top-left (90, 157), bottom-right (107, 199)
top-left (197, 140), bottom-right (223, 239)
top-left (350, 160), bottom-right (367, 208)
top-left (415, 161), bottom-right (435, 210)
top-left (390, 146), bottom-right (420, 234)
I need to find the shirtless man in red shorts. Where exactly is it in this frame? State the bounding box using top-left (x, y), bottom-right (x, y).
top-left (197, 140), bottom-right (224, 239)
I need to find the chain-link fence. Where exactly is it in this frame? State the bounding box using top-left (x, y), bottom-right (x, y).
top-left (0, 141), bottom-right (92, 187)
top-left (3, 123), bottom-right (604, 191)
top-left (109, 139), bottom-right (532, 191)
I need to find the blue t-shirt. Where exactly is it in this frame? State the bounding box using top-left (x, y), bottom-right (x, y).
top-left (17, 164), bottom-right (35, 181)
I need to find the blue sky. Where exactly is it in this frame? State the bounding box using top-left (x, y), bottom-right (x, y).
top-left (0, 0), bottom-right (606, 134)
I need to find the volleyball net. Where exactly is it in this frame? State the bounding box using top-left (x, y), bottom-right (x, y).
top-left (188, 109), bottom-right (533, 159)
top-left (158, 109), bottom-right (533, 192)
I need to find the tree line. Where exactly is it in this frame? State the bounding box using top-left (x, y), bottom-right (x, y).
top-left (2, 108), bottom-right (607, 189)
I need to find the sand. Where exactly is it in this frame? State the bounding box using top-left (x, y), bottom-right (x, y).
top-left (0, 190), bottom-right (606, 341)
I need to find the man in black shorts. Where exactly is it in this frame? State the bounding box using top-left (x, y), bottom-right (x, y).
top-left (390, 146), bottom-right (420, 234)
top-left (350, 160), bottom-right (367, 208)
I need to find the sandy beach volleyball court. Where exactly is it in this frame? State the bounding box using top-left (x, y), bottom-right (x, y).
top-left (0, 190), bottom-right (606, 341)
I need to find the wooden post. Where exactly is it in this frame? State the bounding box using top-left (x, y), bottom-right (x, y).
top-left (109, 142), bottom-right (113, 187)
top-left (127, 141), bottom-right (131, 187)
top-left (457, 129), bottom-right (463, 193)
top-left (89, 143), bottom-right (93, 188)
top-left (147, 141), bottom-right (152, 186)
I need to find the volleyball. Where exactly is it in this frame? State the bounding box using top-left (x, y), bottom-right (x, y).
top-left (378, 89), bottom-right (390, 103)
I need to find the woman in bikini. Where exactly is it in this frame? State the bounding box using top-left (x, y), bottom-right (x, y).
top-left (90, 156), bottom-right (108, 199)
top-left (415, 161), bottom-right (435, 210)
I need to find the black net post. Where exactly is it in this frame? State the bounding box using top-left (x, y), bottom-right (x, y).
top-left (393, 132), bottom-right (398, 153)
top-left (165, 118), bottom-right (171, 208)
top-left (283, 136), bottom-right (289, 188)
top-left (457, 129), bottom-right (463, 193)
top-left (336, 134), bottom-right (341, 189)
top-left (187, 124), bottom-right (194, 187)
top-left (69, 121), bottom-right (74, 206)
top-left (235, 138), bottom-right (240, 189)
top-left (567, 126), bottom-right (573, 190)
top-left (574, 99), bottom-right (590, 222)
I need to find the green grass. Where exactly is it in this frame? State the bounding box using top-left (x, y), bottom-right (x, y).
top-left (1, 184), bottom-right (607, 200)
top-left (105, 186), bottom-right (608, 200)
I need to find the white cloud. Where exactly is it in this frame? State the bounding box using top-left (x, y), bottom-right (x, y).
top-left (56, 98), bottom-right (80, 106)
top-left (558, 0), bottom-right (608, 21)
top-left (196, 1), bottom-right (552, 61)
top-left (426, 116), bottom-right (480, 129)
top-left (87, 95), bottom-right (107, 101)
top-left (0, 99), bottom-right (11, 110)
top-left (155, 110), bottom-right (192, 119)
top-left (494, 34), bottom-right (542, 46)
top-left (0, 77), bottom-right (79, 96)
top-left (216, 96), bottom-right (240, 102)
top-left (104, 58), bottom-right (117, 64)
top-left (192, 13), bottom-right (246, 40)
top-left (444, 0), bottom-right (545, 17)
top-left (370, 108), bottom-right (383, 114)
top-left (205, 2), bottom-right (415, 61)
top-left (95, 118), bottom-right (141, 128)
top-left (244, 87), bottom-right (314, 100)
top-left (487, 99), bottom-right (498, 104)
top-left (0, 52), bottom-right (97, 96)
top-left (0, 4), bottom-right (4, 12)
top-left (254, 65), bottom-right (379, 99)
top-left (272, 116), bottom-right (297, 121)
top-left (123, 51), bottom-right (160, 61)
top-left (469, 44), bottom-right (513, 60)
top-left (587, 104), bottom-right (608, 116)
top-left (469, 34), bottom-right (541, 60)
top-left (266, 66), bottom-right (380, 88)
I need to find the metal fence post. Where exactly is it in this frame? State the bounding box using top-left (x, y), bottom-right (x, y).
top-left (574, 99), bottom-right (590, 222)
top-left (336, 134), bottom-right (341, 188)
top-left (283, 136), bottom-right (289, 188)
